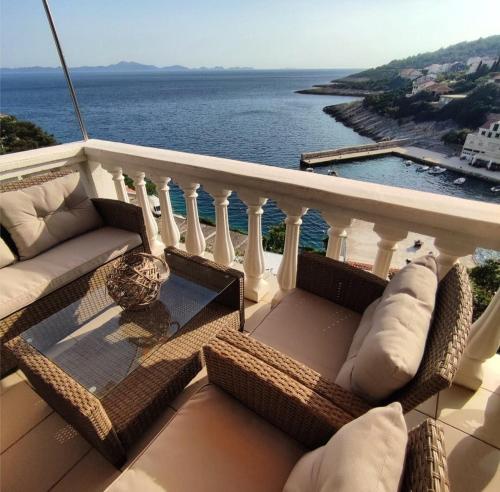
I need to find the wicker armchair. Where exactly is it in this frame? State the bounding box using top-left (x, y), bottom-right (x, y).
top-left (220, 251), bottom-right (473, 417)
top-left (0, 170), bottom-right (150, 376)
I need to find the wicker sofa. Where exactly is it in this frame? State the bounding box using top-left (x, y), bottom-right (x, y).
top-left (230, 252), bottom-right (473, 417)
top-left (106, 336), bottom-right (450, 492)
top-left (0, 170), bottom-right (149, 376)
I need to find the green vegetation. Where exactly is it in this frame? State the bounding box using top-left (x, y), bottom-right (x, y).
top-left (263, 222), bottom-right (286, 254)
top-left (363, 82), bottom-right (500, 129)
top-left (441, 128), bottom-right (472, 146)
top-left (0, 114), bottom-right (57, 154)
top-left (469, 260), bottom-right (500, 321)
top-left (337, 35), bottom-right (500, 93)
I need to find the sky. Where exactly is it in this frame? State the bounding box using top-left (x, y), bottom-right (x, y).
top-left (1, 0), bottom-right (499, 69)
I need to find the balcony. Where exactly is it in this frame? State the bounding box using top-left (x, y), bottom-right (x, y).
top-left (1, 139), bottom-right (499, 491)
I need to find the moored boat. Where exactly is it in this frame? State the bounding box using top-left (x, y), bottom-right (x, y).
top-left (454, 177), bottom-right (466, 185)
top-left (491, 185), bottom-right (500, 192)
top-left (416, 165), bottom-right (429, 172)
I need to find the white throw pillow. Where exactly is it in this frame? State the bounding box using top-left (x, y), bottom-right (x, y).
top-left (0, 173), bottom-right (103, 260)
top-left (283, 402), bottom-right (408, 492)
top-left (335, 297), bottom-right (380, 390)
top-left (0, 237), bottom-right (16, 268)
top-left (351, 255), bottom-right (438, 402)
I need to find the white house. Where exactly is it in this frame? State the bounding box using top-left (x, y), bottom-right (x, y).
top-left (411, 74), bottom-right (438, 95)
top-left (461, 119), bottom-right (500, 169)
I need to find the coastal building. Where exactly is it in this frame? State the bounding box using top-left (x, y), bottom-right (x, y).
top-left (436, 93), bottom-right (467, 108)
top-left (399, 68), bottom-right (423, 80)
top-left (425, 63), bottom-right (450, 75)
top-left (411, 74), bottom-right (437, 95)
top-left (466, 56), bottom-right (498, 74)
top-left (461, 119), bottom-right (500, 168)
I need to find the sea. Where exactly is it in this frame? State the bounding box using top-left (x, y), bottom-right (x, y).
top-left (1, 69), bottom-right (499, 256)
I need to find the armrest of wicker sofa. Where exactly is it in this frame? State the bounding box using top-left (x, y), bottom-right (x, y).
top-left (91, 198), bottom-right (150, 253)
top-left (165, 247), bottom-right (245, 330)
top-left (296, 252), bottom-right (387, 314)
top-left (203, 337), bottom-right (354, 449)
top-left (217, 327), bottom-right (372, 418)
top-left (403, 419), bottom-right (450, 492)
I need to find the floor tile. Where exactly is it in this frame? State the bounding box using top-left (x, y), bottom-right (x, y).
top-left (481, 354), bottom-right (500, 395)
top-left (441, 422), bottom-right (500, 492)
top-left (415, 393), bottom-right (438, 418)
top-left (0, 381), bottom-right (53, 453)
top-left (0, 371), bottom-right (23, 395)
top-left (404, 409), bottom-right (428, 429)
top-left (437, 385), bottom-right (500, 449)
top-left (0, 413), bottom-right (90, 492)
top-left (50, 449), bottom-right (120, 492)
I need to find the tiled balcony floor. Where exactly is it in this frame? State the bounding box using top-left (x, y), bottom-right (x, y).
top-left (1, 280), bottom-right (499, 492)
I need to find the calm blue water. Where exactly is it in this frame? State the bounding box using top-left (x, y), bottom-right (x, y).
top-left (1, 70), bottom-right (499, 252)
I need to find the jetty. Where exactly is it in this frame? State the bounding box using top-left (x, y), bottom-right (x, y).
top-left (300, 141), bottom-right (500, 184)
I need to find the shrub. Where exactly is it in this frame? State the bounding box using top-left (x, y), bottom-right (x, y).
top-left (469, 259), bottom-right (500, 321)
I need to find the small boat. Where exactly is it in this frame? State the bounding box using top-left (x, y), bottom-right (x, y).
top-left (454, 177), bottom-right (466, 185)
top-left (404, 160), bottom-right (412, 166)
top-left (416, 165), bottom-right (429, 172)
top-left (328, 169), bottom-right (338, 176)
top-left (306, 167), bottom-right (314, 172)
top-left (491, 185), bottom-right (500, 192)
top-left (429, 166), bottom-right (446, 175)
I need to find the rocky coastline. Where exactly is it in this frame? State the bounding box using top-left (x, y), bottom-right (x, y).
top-left (324, 100), bottom-right (458, 153)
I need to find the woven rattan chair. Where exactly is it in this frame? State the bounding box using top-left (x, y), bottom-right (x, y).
top-left (105, 335), bottom-right (450, 491)
top-left (218, 251), bottom-right (473, 417)
top-left (0, 169), bottom-right (150, 376)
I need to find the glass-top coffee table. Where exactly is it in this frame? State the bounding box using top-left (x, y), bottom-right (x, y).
top-left (7, 248), bottom-right (243, 467)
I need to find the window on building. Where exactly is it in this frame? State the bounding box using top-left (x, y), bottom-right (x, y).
top-left (493, 124), bottom-right (499, 131)
top-left (481, 131), bottom-right (486, 135)
top-left (488, 132), bottom-right (492, 138)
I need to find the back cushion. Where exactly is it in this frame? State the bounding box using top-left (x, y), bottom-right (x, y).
top-left (351, 255), bottom-right (438, 402)
top-left (0, 236), bottom-right (16, 268)
top-left (283, 402), bottom-right (408, 492)
top-left (0, 173), bottom-right (102, 260)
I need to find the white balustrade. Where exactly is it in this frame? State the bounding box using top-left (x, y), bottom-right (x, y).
top-left (4, 139), bottom-right (500, 385)
top-left (323, 211), bottom-right (353, 261)
top-left (134, 171), bottom-right (164, 254)
top-left (455, 289), bottom-right (500, 390)
top-left (434, 236), bottom-right (477, 280)
top-left (152, 176), bottom-right (180, 248)
top-left (177, 178), bottom-right (206, 256)
top-left (277, 202), bottom-right (307, 291)
top-left (239, 191), bottom-right (269, 302)
top-left (204, 183), bottom-right (235, 266)
top-left (372, 224), bottom-right (408, 278)
top-left (111, 167), bottom-right (130, 203)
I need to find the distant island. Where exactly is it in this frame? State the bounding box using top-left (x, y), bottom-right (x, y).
top-left (1, 60), bottom-right (255, 73)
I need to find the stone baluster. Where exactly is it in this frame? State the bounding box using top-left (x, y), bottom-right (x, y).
top-left (134, 171), bottom-right (163, 254)
top-left (372, 224), bottom-right (408, 279)
top-left (177, 178), bottom-right (206, 256)
top-left (323, 211), bottom-right (353, 261)
top-left (277, 202), bottom-right (308, 291)
top-left (204, 184), bottom-right (235, 266)
top-left (434, 236), bottom-right (476, 280)
top-left (111, 167), bottom-right (130, 203)
top-left (239, 191), bottom-right (269, 302)
top-left (455, 289), bottom-right (500, 390)
top-left (152, 176), bottom-right (180, 248)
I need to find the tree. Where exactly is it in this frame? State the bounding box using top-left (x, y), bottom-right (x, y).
top-left (262, 222), bottom-right (286, 254)
top-left (469, 259), bottom-right (500, 321)
top-left (0, 114), bottom-right (57, 154)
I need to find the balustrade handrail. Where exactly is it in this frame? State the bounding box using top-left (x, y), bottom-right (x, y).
top-left (82, 139), bottom-right (500, 251)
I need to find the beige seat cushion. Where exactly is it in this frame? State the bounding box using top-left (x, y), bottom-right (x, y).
top-left (107, 384), bottom-right (305, 492)
top-left (351, 255), bottom-right (439, 402)
top-left (0, 226), bottom-right (141, 319)
top-left (335, 297), bottom-right (380, 390)
top-left (0, 173), bottom-right (102, 260)
top-left (251, 288), bottom-right (361, 381)
top-left (284, 402), bottom-right (407, 492)
top-left (0, 237), bottom-right (16, 268)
